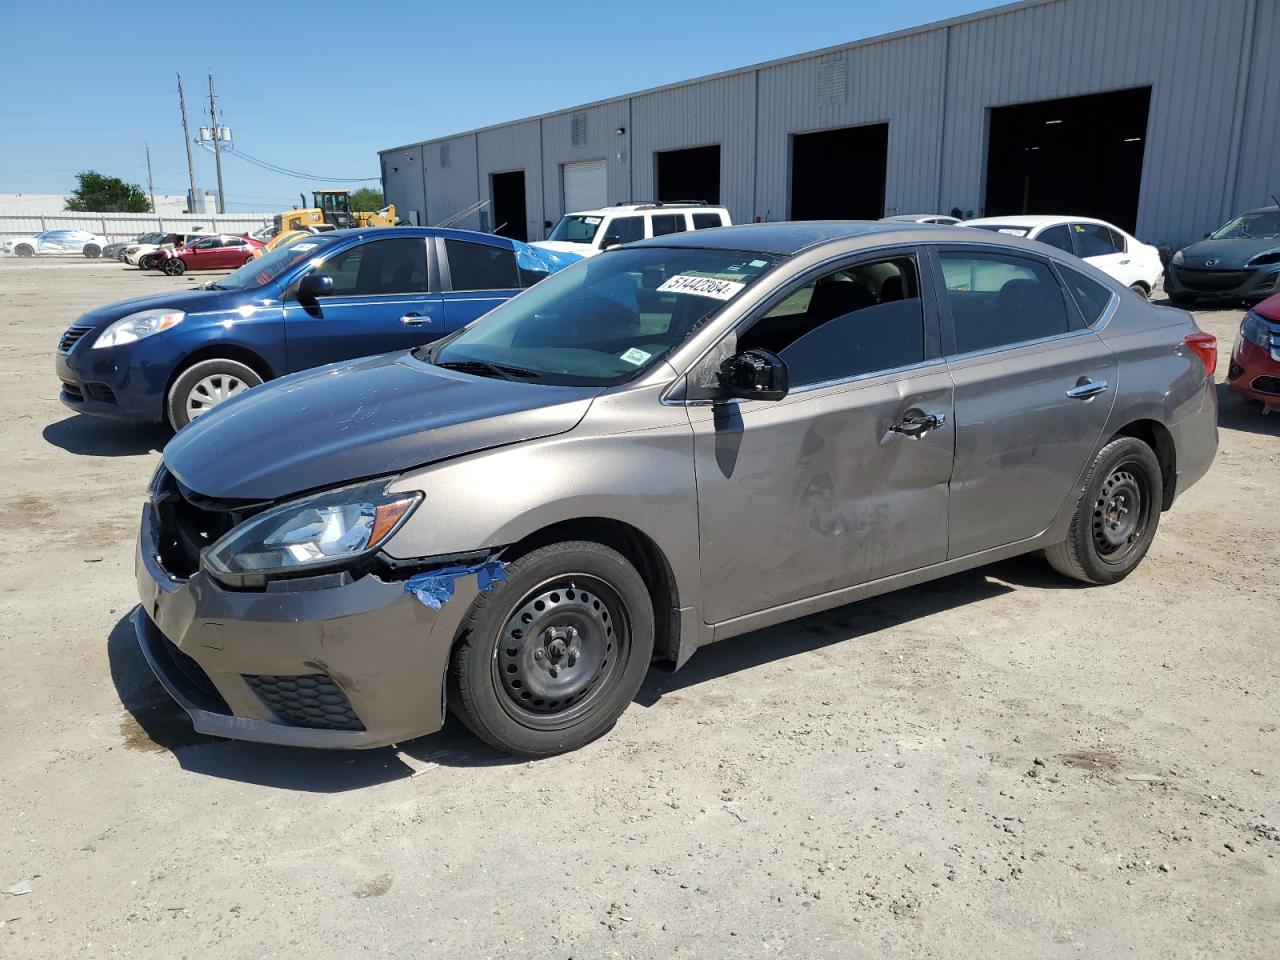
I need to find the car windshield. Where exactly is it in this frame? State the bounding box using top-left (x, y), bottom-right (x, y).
top-left (1211, 211), bottom-right (1280, 240)
top-left (428, 246), bottom-right (781, 386)
top-left (211, 237), bottom-right (336, 290)
top-left (548, 215), bottom-right (604, 244)
top-left (137, 232), bottom-right (162, 243)
top-left (967, 223), bottom-right (1035, 237)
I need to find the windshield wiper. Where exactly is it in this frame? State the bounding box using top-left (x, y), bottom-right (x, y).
top-left (435, 359), bottom-right (542, 381)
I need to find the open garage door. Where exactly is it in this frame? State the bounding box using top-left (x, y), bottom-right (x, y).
top-left (791, 123), bottom-right (888, 221)
top-left (490, 170), bottom-right (527, 242)
top-left (656, 145), bottom-right (721, 204)
top-left (985, 87), bottom-right (1151, 233)
top-left (562, 159), bottom-right (608, 213)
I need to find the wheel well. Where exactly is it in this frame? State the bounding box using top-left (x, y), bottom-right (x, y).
top-left (166, 345), bottom-right (276, 399)
top-left (1113, 419), bottom-right (1176, 509)
top-left (1130, 280), bottom-right (1150, 294)
top-left (501, 518), bottom-right (682, 665)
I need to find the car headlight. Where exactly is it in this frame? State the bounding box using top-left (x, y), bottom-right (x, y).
top-left (92, 309), bottom-right (184, 349)
top-left (1171, 250), bottom-right (1185, 265)
top-left (203, 479), bottom-right (421, 587)
top-left (1241, 312), bottom-right (1277, 349)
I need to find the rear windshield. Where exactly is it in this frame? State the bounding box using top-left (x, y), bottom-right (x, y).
top-left (548, 215), bottom-right (603, 244)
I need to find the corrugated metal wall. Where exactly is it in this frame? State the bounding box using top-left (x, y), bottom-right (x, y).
top-left (0, 212), bottom-right (271, 241)
top-left (381, 0), bottom-right (1279, 248)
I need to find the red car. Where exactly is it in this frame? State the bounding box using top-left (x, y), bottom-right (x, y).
top-left (159, 234), bottom-right (265, 275)
top-left (1227, 292), bottom-right (1280, 410)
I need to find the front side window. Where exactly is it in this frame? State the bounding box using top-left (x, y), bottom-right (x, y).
top-left (445, 239), bottom-right (517, 290)
top-left (193, 237), bottom-right (220, 249)
top-left (940, 252), bottom-right (1071, 353)
top-left (430, 247), bottom-right (779, 385)
top-left (607, 216), bottom-right (644, 245)
top-left (1071, 223), bottom-right (1119, 258)
top-left (313, 237), bottom-right (429, 295)
top-left (1036, 224), bottom-right (1073, 253)
top-left (738, 256), bottom-right (926, 387)
top-left (650, 214), bottom-right (684, 237)
top-left (548, 215), bottom-right (602, 244)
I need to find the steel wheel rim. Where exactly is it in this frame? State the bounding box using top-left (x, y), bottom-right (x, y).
top-left (185, 373), bottom-right (248, 420)
top-left (492, 573), bottom-right (630, 730)
top-left (1091, 463), bottom-right (1149, 563)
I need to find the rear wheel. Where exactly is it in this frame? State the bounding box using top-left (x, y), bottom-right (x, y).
top-left (163, 258), bottom-right (186, 276)
top-left (84, 244), bottom-right (101, 258)
top-left (1128, 282), bottom-right (1149, 299)
top-left (448, 541), bottom-right (654, 757)
top-left (15, 244), bottom-right (33, 258)
top-left (166, 358), bottom-right (263, 430)
top-left (1045, 436), bottom-right (1162, 585)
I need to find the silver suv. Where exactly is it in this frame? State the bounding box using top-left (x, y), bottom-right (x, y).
top-left (135, 222), bottom-right (1218, 756)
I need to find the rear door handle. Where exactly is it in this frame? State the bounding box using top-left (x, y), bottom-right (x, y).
top-left (1066, 378), bottom-right (1109, 399)
top-left (400, 313), bottom-right (428, 326)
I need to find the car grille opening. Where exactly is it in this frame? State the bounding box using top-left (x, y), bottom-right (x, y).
top-left (1250, 376), bottom-right (1280, 396)
top-left (152, 469), bottom-right (262, 580)
top-left (84, 382), bottom-right (116, 404)
top-left (155, 634), bottom-right (231, 714)
top-left (1173, 267), bottom-right (1251, 292)
top-left (243, 674), bottom-right (365, 731)
top-left (58, 323), bottom-right (94, 353)
top-left (60, 381), bottom-right (84, 403)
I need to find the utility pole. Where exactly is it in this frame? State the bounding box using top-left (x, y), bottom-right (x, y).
top-left (207, 72), bottom-right (226, 214)
top-left (177, 74), bottom-right (200, 212)
top-left (145, 143), bottom-right (157, 215)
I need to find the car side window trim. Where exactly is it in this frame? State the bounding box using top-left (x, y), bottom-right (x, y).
top-left (925, 244), bottom-right (1098, 359)
top-left (677, 245), bottom-right (942, 402)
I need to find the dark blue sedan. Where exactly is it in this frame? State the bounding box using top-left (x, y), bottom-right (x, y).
top-left (55, 227), bottom-right (579, 429)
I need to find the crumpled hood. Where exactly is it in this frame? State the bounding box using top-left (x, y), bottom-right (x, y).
top-left (77, 287), bottom-right (251, 329)
top-left (1176, 237), bottom-right (1280, 268)
top-left (163, 351), bottom-right (600, 501)
top-left (532, 240), bottom-right (598, 258)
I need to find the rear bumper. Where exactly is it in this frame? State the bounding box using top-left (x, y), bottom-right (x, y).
top-left (1168, 377), bottom-right (1218, 502)
top-left (1227, 337), bottom-right (1280, 406)
top-left (1166, 265), bottom-right (1280, 300)
top-left (134, 502), bottom-right (474, 749)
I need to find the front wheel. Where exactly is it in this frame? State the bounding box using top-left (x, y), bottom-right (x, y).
top-left (448, 541), bottom-right (654, 757)
top-left (1128, 283), bottom-right (1149, 299)
top-left (163, 258), bottom-right (185, 276)
top-left (15, 245), bottom-right (34, 258)
top-left (166, 358), bottom-right (263, 430)
top-left (1045, 436), bottom-right (1162, 585)
top-left (84, 244), bottom-right (101, 258)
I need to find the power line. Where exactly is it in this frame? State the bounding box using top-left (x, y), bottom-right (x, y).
top-left (196, 141), bottom-right (377, 182)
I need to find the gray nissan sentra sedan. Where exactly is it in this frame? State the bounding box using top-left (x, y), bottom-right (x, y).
top-left (134, 222), bottom-right (1218, 756)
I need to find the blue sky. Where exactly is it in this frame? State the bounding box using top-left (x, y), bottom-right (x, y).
top-left (0, 0), bottom-right (998, 211)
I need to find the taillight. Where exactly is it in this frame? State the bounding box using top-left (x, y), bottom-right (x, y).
top-left (1185, 332), bottom-right (1218, 377)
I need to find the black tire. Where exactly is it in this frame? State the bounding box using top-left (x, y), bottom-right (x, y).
top-left (1045, 436), bottom-right (1162, 585)
top-left (163, 258), bottom-right (186, 276)
top-left (84, 244), bottom-right (101, 258)
top-left (15, 244), bottom-right (33, 258)
top-left (165, 357), bottom-right (263, 430)
top-left (1128, 282), bottom-right (1149, 299)
top-left (117, 250), bottom-right (129, 262)
top-left (448, 540), bottom-right (654, 757)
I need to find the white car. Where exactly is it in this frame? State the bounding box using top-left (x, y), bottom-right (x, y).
top-left (881, 213), bottom-right (962, 225)
top-left (962, 215), bottom-right (1163, 297)
top-left (535, 202), bottom-right (731, 258)
top-left (2, 229), bottom-right (109, 258)
top-left (124, 231), bottom-right (210, 268)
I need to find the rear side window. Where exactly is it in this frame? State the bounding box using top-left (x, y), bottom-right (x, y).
top-left (1059, 265), bottom-right (1114, 326)
top-left (650, 214), bottom-right (684, 237)
top-left (1036, 224), bottom-right (1073, 253)
top-left (739, 256), bottom-right (925, 386)
top-left (607, 216), bottom-right (644, 245)
top-left (692, 212), bottom-right (724, 229)
top-left (446, 239), bottom-right (518, 290)
top-left (1071, 223), bottom-right (1120, 258)
top-left (940, 252), bottom-right (1071, 354)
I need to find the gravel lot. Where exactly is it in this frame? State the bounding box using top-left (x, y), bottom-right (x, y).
top-left (0, 255), bottom-right (1276, 959)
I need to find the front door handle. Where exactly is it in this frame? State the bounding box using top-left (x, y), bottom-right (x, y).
top-left (1066, 378), bottom-right (1109, 399)
top-left (400, 313), bottom-right (428, 326)
top-left (890, 411), bottom-right (947, 437)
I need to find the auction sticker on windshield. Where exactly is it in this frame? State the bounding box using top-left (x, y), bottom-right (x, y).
top-left (658, 274), bottom-right (746, 301)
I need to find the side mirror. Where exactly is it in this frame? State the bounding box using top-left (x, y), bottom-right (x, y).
top-left (717, 349), bottom-right (789, 402)
top-left (294, 274), bottom-right (333, 301)
top-left (600, 235), bottom-right (621, 250)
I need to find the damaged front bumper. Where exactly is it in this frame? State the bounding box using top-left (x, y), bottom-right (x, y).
top-left (133, 501), bottom-right (483, 749)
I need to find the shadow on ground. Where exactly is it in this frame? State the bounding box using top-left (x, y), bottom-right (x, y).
top-left (108, 554), bottom-right (1070, 791)
top-left (1216, 382), bottom-right (1279, 437)
top-left (43, 416), bottom-right (169, 457)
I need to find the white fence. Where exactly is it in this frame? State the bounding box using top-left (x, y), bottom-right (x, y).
top-left (0, 211), bottom-right (274, 241)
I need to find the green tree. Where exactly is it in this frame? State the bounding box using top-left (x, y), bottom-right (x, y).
top-left (349, 187), bottom-right (385, 212)
top-left (64, 171), bottom-right (152, 213)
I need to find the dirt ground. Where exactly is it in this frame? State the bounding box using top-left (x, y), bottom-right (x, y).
top-left (0, 255), bottom-right (1276, 960)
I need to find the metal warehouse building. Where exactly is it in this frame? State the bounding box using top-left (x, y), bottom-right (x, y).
top-left (379, 0), bottom-right (1278, 251)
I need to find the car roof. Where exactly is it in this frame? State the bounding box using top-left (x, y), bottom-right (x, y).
top-left (629, 220), bottom-right (958, 256)
top-left (882, 214), bottom-right (954, 221)
top-left (316, 225), bottom-right (517, 248)
top-left (1243, 204), bottom-right (1280, 214)
top-left (564, 203), bottom-right (730, 216)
